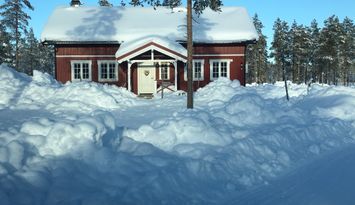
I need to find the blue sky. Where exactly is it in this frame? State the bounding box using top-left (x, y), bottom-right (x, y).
top-left (3, 0), bottom-right (355, 44)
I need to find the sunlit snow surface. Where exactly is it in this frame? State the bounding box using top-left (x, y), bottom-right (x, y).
top-left (41, 6), bottom-right (258, 43)
top-left (0, 64), bottom-right (355, 205)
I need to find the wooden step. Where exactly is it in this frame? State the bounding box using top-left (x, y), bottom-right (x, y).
top-left (138, 93), bottom-right (154, 99)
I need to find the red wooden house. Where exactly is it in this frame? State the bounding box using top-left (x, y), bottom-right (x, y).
top-left (41, 5), bottom-right (258, 95)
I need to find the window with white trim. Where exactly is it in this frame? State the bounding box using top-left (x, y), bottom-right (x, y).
top-left (71, 60), bottom-right (92, 81)
top-left (159, 63), bottom-right (170, 80)
top-left (98, 61), bottom-right (118, 82)
top-left (193, 60), bottom-right (204, 81)
top-left (209, 59), bottom-right (232, 80)
top-left (184, 60), bottom-right (205, 81)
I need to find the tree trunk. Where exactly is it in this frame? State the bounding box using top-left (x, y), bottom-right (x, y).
top-left (283, 63), bottom-right (289, 101)
top-left (15, 7), bottom-right (19, 71)
top-left (186, 0), bottom-right (193, 109)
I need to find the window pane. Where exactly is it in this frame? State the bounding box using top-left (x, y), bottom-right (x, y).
top-left (213, 62), bottom-right (219, 78)
top-left (74, 63), bottom-right (81, 79)
top-left (194, 62), bottom-right (201, 79)
top-left (101, 63), bottom-right (108, 79)
top-left (82, 63), bottom-right (89, 79)
top-left (161, 64), bottom-right (168, 80)
top-left (109, 63), bottom-right (116, 79)
top-left (221, 62), bottom-right (227, 77)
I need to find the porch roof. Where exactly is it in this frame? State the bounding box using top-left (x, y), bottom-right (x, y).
top-left (116, 36), bottom-right (187, 63)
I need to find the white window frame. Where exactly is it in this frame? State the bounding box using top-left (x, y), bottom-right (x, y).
top-left (98, 60), bottom-right (119, 82)
top-left (193, 60), bottom-right (204, 81)
top-left (184, 59), bottom-right (205, 81)
top-left (159, 62), bottom-right (170, 80)
top-left (209, 59), bottom-right (232, 80)
top-left (71, 60), bottom-right (92, 82)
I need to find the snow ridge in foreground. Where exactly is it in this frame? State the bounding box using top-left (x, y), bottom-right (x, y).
top-left (1, 64), bottom-right (355, 204)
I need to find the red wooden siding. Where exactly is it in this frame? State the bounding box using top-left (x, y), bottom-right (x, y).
top-left (177, 43), bottom-right (246, 90)
top-left (54, 43), bottom-right (247, 94)
top-left (193, 44), bottom-right (245, 54)
top-left (56, 44), bottom-right (119, 56)
top-left (55, 44), bottom-right (127, 87)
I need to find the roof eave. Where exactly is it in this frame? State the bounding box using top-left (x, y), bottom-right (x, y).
top-left (42, 39), bottom-right (257, 46)
top-left (177, 39), bottom-right (258, 45)
top-left (42, 40), bottom-right (121, 45)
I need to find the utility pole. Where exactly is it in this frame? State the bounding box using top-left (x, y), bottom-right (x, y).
top-left (186, 0), bottom-right (193, 109)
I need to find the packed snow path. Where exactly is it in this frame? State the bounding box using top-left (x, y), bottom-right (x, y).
top-left (113, 98), bottom-right (186, 129)
top-left (0, 64), bottom-right (355, 205)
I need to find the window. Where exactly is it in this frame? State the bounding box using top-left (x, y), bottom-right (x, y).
top-left (184, 60), bottom-right (205, 81)
top-left (209, 59), bottom-right (232, 80)
top-left (193, 60), bottom-right (204, 81)
top-left (98, 61), bottom-right (118, 82)
top-left (71, 60), bottom-right (92, 81)
top-left (159, 63), bottom-right (170, 80)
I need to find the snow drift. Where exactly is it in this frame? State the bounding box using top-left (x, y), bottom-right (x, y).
top-left (0, 64), bottom-right (355, 204)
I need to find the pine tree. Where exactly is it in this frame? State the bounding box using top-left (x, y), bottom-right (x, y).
top-left (318, 15), bottom-right (342, 84)
top-left (99, 0), bottom-right (112, 7)
top-left (269, 15), bottom-right (353, 85)
top-left (271, 18), bottom-right (292, 100)
top-left (19, 28), bottom-right (41, 75)
top-left (289, 21), bottom-right (299, 83)
top-left (339, 17), bottom-right (354, 85)
top-left (289, 21), bottom-right (311, 83)
top-left (270, 18), bottom-right (291, 81)
top-left (39, 44), bottom-right (55, 75)
top-left (246, 14), bottom-right (268, 83)
top-left (162, 0), bottom-right (182, 8)
top-left (70, 0), bottom-right (82, 7)
top-left (0, 0), bottom-right (34, 71)
top-left (0, 22), bottom-right (12, 65)
top-left (308, 19), bottom-right (321, 83)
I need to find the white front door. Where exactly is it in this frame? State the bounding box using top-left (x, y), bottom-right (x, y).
top-left (138, 62), bottom-right (156, 94)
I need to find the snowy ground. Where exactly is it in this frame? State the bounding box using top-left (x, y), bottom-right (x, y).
top-left (0, 64), bottom-right (355, 205)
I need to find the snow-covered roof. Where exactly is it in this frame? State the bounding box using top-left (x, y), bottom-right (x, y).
top-left (116, 36), bottom-right (187, 62)
top-left (41, 6), bottom-right (259, 44)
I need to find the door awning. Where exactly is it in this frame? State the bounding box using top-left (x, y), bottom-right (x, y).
top-left (115, 36), bottom-right (187, 63)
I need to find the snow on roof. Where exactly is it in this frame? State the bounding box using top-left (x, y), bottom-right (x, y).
top-left (41, 6), bottom-right (259, 43)
top-left (115, 35), bottom-right (187, 62)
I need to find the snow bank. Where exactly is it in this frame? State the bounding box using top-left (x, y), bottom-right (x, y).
top-left (125, 110), bottom-right (234, 151)
top-left (195, 77), bottom-right (241, 105)
top-left (0, 64), bottom-right (139, 112)
top-left (0, 64), bottom-right (31, 107)
top-left (1, 66), bottom-right (355, 204)
top-left (125, 78), bottom-right (355, 187)
top-left (19, 111), bottom-right (116, 156)
top-left (307, 85), bottom-right (355, 121)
